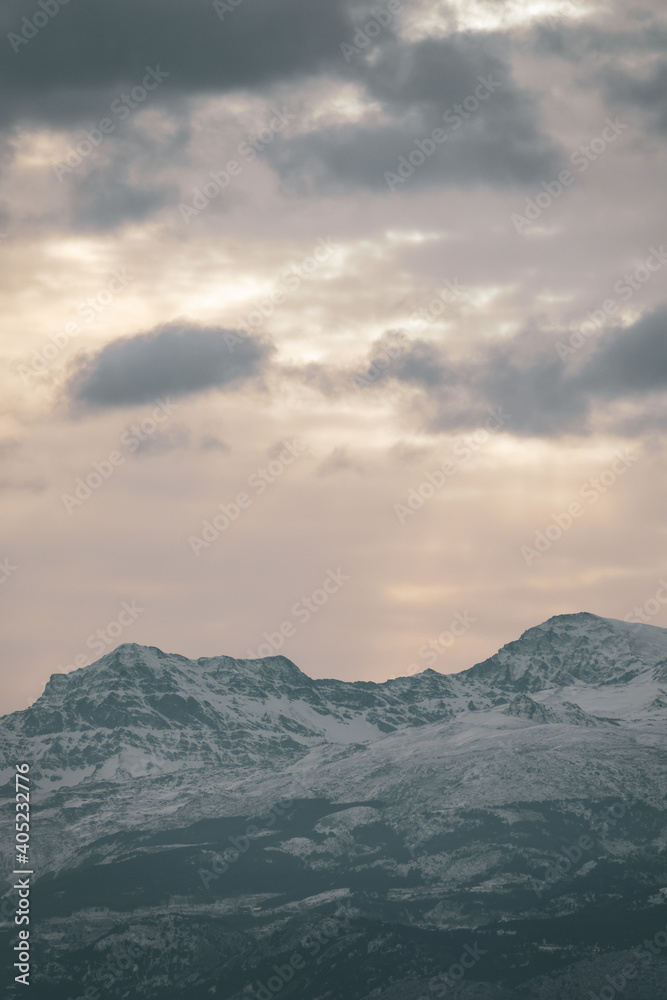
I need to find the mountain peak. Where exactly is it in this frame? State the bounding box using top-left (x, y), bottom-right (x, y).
top-left (538, 610), bottom-right (604, 626)
top-left (3, 612), bottom-right (667, 785)
top-left (463, 611), bottom-right (667, 691)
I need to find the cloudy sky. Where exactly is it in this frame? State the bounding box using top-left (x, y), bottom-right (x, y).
top-left (2, 0), bottom-right (667, 713)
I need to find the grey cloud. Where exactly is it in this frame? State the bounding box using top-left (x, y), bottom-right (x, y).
top-left (390, 339), bottom-right (452, 389)
top-left (267, 34), bottom-right (561, 192)
top-left (70, 166), bottom-right (179, 230)
top-left (53, 114), bottom-right (193, 230)
top-left (530, 4), bottom-right (667, 58)
top-left (66, 322), bottom-right (274, 409)
top-left (601, 58), bottom-right (667, 135)
top-left (0, 0), bottom-right (561, 198)
top-left (289, 339), bottom-right (448, 397)
top-left (465, 330), bottom-right (591, 437)
top-left (586, 308), bottom-right (667, 397)
top-left (308, 306), bottom-right (667, 438)
top-left (0, 0), bottom-right (357, 129)
top-left (531, 12), bottom-right (667, 135)
top-left (412, 307), bottom-right (667, 437)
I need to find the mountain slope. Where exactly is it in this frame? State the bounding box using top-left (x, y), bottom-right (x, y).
top-left (465, 611), bottom-right (667, 690)
top-left (2, 612), bottom-right (666, 788)
top-left (1, 612), bottom-right (667, 1000)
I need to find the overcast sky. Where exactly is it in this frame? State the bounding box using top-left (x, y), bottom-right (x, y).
top-left (2, 0), bottom-right (667, 713)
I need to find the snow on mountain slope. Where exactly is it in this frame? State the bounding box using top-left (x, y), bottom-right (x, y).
top-left (1, 612), bottom-right (667, 794)
top-left (2, 613), bottom-right (667, 1000)
top-left (465, 611), bottom-right (667, 689)
top-left (0, 611), bottom-right (665, 880)
top-left (6, 690), bottom-right (665, 886)
top-left (0, 644), bottom-right (460, 784)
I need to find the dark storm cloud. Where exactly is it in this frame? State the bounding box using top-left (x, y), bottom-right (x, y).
top-left (0, 0), bottom-right (357, 128)
top-left (1, 0), bottom-right (560, 195)
top-left (267, 35), bottom-right (561, 192)
top-left (66, 322), bottom-right (274, 409)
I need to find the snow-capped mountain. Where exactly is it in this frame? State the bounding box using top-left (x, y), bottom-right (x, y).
top-left (1, 612), bottom-right (667, 1000)
top-left (2, 612), bottom-right (666, 789)
top-left (0, 644), bottom-right (460, 781)
top-left (466, 611), bottom-right (667, 689)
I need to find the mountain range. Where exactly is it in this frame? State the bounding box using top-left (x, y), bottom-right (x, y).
top-left (1, 611), bottom-right (667, 999)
